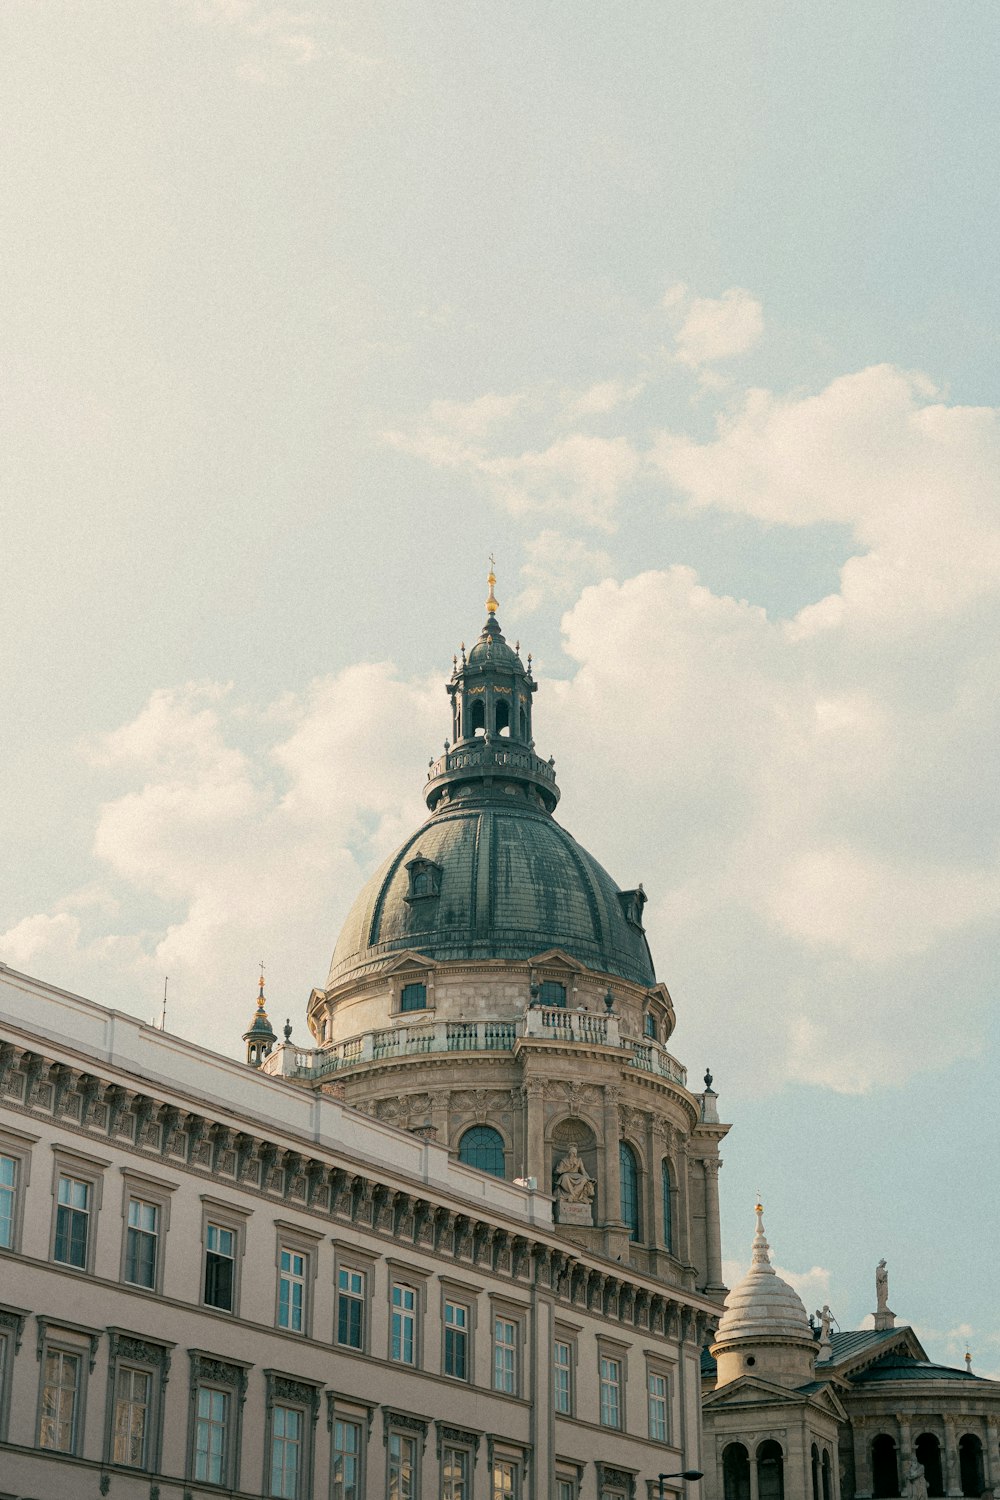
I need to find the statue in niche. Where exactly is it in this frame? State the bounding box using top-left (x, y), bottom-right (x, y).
top-left (904, 1458), bottom-right (928, 1499)
top-left (554, 1144), bottom-right (595, 1204)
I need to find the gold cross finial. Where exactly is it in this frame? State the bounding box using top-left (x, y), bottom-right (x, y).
top-left (486, 555), bottom-right (499, 615)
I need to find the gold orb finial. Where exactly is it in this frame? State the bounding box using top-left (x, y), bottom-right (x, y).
top-left (486, 553), bottom-right (499, 615)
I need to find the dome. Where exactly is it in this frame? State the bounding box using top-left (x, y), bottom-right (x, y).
top-left (715, 1204), bottom-right (813, 1347)
top-left (327, 796), bottom-right (656, 990)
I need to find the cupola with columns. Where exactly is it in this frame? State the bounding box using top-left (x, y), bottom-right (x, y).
top-left (243, 968), bottom-right (277, 1067)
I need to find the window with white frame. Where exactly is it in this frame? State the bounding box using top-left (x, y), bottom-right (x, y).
top-left (387, 1428), bottom-right (419, 1500)
top-left (54, 1175), bottom-right (91, 1269)
top-left (39, 1345), bottom-right (82, 1451)
top-left (0, 1154), bottom-right (17, 1249)
top-left (553, 1337), bottom-right (573, 1414)
top-left (647, 1368), bottom-right (669, 1443)
top-left (278, 1248), bottom-right (307, 1332)
top-left (442, 1443), bottom-right (471, 1500)
top-left (105, 1331), bottom-right (171, 1473)
top-left (492, 1456), bottom-right (521, 1499)
top-left (187, 1350), bottom-right (248, 1490)
top-left (337, 1266), bottom-right (366, 1349)
top-left (555, 1477), bottom-right (577, 1500)
top-left (599, 1354), bottom-right (623, 1429)
top-left (331, 1413), bottom-right (363, 1500)
top-left (493, 1315), bottom-right (517, 1394)
top-left (204, 1222), bottom-right (236, 1311)
top-left (265, 1372), bottom-right (318, 1500)
top-left (444, 1299), bottom-right (469, 1380)
top-left (390, 1282), bottom-right (417, 1365)
top-left (124, 1199), bottom-right (159, 1288)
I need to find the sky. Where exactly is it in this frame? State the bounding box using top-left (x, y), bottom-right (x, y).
top-left (2, 0), bottom-right (999, 1375)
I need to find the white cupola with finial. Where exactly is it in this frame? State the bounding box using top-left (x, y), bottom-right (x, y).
top-left (711, 1201), bottom-right (818, 1388)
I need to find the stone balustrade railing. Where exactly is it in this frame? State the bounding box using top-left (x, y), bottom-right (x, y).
top-left (265, 1010), bottom-right (687, 1088)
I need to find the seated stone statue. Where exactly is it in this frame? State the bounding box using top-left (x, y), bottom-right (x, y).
top-left (554, 1144), bottom-right (595, 1203)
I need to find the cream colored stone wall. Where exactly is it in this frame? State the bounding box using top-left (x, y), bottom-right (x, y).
top-left (0, 963), bottom-right (718, 1500)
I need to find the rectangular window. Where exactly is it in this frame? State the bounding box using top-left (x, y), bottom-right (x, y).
top-left (599, 1356), bottom-right (622, 1429)
top-left (54, 1175), bottom-right (90, 1268)
top-left (337, 1267), bottom-right (366, 1349)
top-left (39, 1348), bottom-right (81, 1452)
top-left (204, 1223), bottom-right (236, 1311)
top-left (553, 1338), bottom-right (572, 1414)
top-left (442, 1445), bottom-right (470, 1500)
top-left (444, 1300), bottom-right (468, 1380)
top-left (113, 1365), bottom-right (151, 1467)
top-left (400, 982), bottom-right (426, 1012)
top-left (332, 1417), bottom-right (362, 1500)
top-left (0, 1155), bottom-right (16, 1249)
top-left (124, 1199), bottom-right (159, 1289)
top-left (391, 1283), bottom-right (416, 1365)
top-left (648, 1369), bottom-right (669, 1442)
top-left (556, 1481), bottom-right (576, 1500)
top-left (194, 1386), bottom-right (230, 1484)
top-left (493, 1459), bottom-right (519, 1499)
top-left (493, 1315), bottom-right (517, 1394)
top-left (269, 1403), bottom-right (302, 1498)
top-left (387, 1430), bottom-right (417, 1500)
top-left (278, 1248), bottom-right (307, 1332)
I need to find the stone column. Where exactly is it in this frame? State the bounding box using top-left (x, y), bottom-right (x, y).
top-left (943, 1417), bottom-right (961, 1497)
top-left (748, 1453), bottom-right (761, 1500)
top-left (648, 1116), bottom-right (663, 1249)
top-left (985, 1416), bottom-right (1000, 1491)
top-left (525, 1079), bottom-right (545, 1188)
top-left (895, 1412), bottom-right (912, 1478)
top-left (676, 1143), bottom-right (693, 1266)
top-left (430, 1090), bottom-right (450, 1147)
top-left (702, 1156), bottom-right (725, 1292)
top-left (852, 1417), bottom-right (873, 1500)
top-left (601, 1087), bottom-right (623, 1226)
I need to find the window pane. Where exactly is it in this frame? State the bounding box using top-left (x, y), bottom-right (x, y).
top-left (444, 1446), bottom-right (470, 1500)
top-left (113, 1366), bottom-right (151, 1467)
top-left (600, 1356), bottom-right (622, 1428)
top-left (391, 1285), bottom-right (416, 1364)
top-left (554, 1339), bottom-right (572, 1414)
top-left (494, 1317), bottom-right (517, 1394)
top-left (0, 1154), bottom-right (16, 1248)
top-left (270, 1404), bottom-right (301, 1498)
top-left (195, 1386), bottom-right (229, 1484)
top-left (40, 1349), bottom-right (80, 1452)
top-left (388, 1432), bottom-right (416, 1500)
top-left (400, 983), bottom-right (426, 1012)
top-left (619, 1142), bottom-right (640, 1241)
top-left (333, 1418), bottom-right (361, 1500)
top-left (538, 980), bottom-right (566, 1007)
top-left (458, 1126), bottom-right (506, 1178)
top-left (648, 1371), bottom-right (668, 1442)
top-left (54, 1202), bottom-right (89, 1268)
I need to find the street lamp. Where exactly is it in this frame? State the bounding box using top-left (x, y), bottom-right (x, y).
top-left (658, 1471), bottom-right (704, 1499)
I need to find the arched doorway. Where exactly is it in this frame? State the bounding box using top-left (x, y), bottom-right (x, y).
top-left (872, 1433), bottom-right (900, 1497)
top-left (757, 1439), bottom-right (784, 1500)
top-left (722, 1442), bottom-right (750, 1500)
top-left (915, 1433), bottom-right (944, 1498)
top-left (959, 1433), bottom-right (985, 1497)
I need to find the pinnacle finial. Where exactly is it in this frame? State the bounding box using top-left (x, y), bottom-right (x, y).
top-left (257, 961), bottom-right (266, 1008)
top-left (751, 1199), bottom-right (772, 1266)
top-left (486, 555), bottom-right (499, 616)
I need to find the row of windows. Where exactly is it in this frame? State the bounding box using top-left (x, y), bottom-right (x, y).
top-left (2, 1317), bottom-right (539, 1499)
top-left (0, 1148), bottom-right (673, 1438)
top-left (619, 1143), bottom-right (675, 1250)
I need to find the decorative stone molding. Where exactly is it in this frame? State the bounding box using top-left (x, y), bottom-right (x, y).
top-left (435, 1421), bottom-right (481, 1459)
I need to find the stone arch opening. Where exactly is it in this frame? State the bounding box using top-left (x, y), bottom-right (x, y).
top-left (872, 1433), bottom-right (900, 1497)
top-left (495, 699), bottom-right (510, 736)
top-left (757, 1438), bottom-right (784, 1500)
top-left (469, 698), bottom-right (486, 736)
top-left (722, 1442), bottom-right (750, 1500)
top-left (811, 1443), bottom-right (820, 1500)
top-left (915, 1433), bottom-right (944, 1497)
top-left (821, 1449), bottom-right (832, 1500)
top-left (959, 1434), bottom-right (985, 1498)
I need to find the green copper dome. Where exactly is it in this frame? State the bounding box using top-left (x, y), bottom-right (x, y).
top-left (327, 796), bottom-right (655, 988)
top-left (325, 589), bottom-right (656, 992)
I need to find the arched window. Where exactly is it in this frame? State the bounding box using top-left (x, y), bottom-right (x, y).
top-left (644, 1012), bottom-right (657, 1039)
top-left (661, 1160), bottom-right (673, 1252)
top-left (821, 1450), bottom-right (832, 1500)
top-left (811, 1444), bottom-right (820, 1500)
top-left (495, 699), bottom-right (510, 736)
top-left (915, 1434), bottom-right (944, 1498)
top-left (619, 1142), bottom-right (640, 1241)
top-left (757, 1440), bottom-right (784, 1500)
top-left (470, 699), bottom-right (486, 735)
top-left (959, 1434), bottom-right (985, 1497)
top-left (538, 980), bottom-right (566, 1008)
top-left (400, 982), bottom-right (426, 1012)
top-left (722, 1443), bottom-right (751, 1500)
top-left (871, 1434), bottom-right (900, 1497)
top-left (459, 1126), bottom-right (506, 1179)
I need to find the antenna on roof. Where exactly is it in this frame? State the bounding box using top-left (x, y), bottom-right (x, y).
top-left (160, 976), bottom-right (168, 1031)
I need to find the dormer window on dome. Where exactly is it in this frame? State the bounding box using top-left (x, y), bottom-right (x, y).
top-left (618, 886), bottom-right (647, 931)
top-left (404, 855), bottom-right (442, 902)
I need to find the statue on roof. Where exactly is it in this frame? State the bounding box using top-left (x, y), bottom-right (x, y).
top-left (874, 1257), bottom-right (896, 1330)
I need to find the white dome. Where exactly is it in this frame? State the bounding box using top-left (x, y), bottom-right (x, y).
top-left (715, 1204), bottom-right (814, 1348)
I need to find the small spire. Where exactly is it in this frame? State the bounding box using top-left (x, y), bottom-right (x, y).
top-left (486, 556), bottom-right (499, 616)
top-left (752, 1200), bottom-right (772, 1266)
top-left (257, 962), bottom-right (266, 1008)
top-left (966, 1349), bottom-right (973, 1373)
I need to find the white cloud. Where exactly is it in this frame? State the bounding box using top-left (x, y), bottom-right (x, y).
top-left (512, 531), bottom-right (615, 615)
top-left (664, 285), bottom-right (765, 368)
